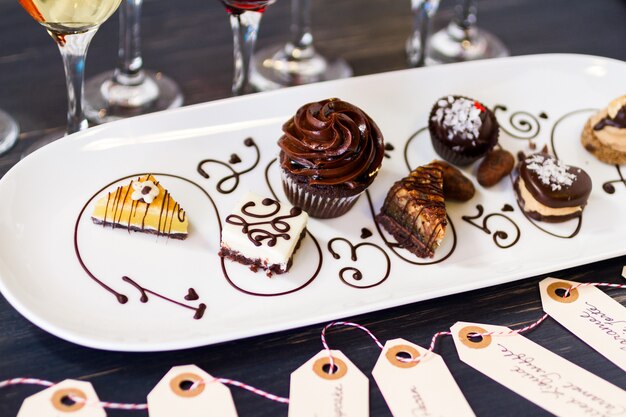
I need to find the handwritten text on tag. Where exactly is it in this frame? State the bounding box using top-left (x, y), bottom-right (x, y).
top-left (372, 338), bottom-right (475, 417)
top-left (451, 321), bottom-right (626, 417)
top-left (540, 277), bottom-right (626, 371)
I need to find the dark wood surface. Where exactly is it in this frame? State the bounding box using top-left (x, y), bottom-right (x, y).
top-left (1, 0), bottom-right (625, 415)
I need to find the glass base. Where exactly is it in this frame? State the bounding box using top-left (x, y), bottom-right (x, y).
top-left (0, 110), bottom-right (19, 156)
top-left (426, 21), bottom-right (509, 65)
top-left (250, 43), bottom-right (352, 91)
top-left (84, 69), bottom-right (183, 124)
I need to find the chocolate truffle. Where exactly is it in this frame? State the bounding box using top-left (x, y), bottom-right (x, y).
top-left (428, 95), bottom-right (499, 166)
top-left (278, 98), bottom-right (385, 218)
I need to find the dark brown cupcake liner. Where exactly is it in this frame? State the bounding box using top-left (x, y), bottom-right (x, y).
top-left (281, 172), bottom-right (363, 219)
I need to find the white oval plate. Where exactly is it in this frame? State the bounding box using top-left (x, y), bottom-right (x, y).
top-left (0, 54), bottom-right (625, 351)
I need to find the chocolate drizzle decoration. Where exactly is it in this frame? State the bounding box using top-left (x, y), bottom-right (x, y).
top-left (462, 204), bottom-right (520, 249)
top-left (123, 276), bottom-right (206, 320)
top-left (493, 105), bottom-right (544, 140)
top-left (197, 137), bottom-right (260, 194)
top-left (225, 198), bottom-right (302, 247)
top-left (327, 237), bottom-right (391, 289)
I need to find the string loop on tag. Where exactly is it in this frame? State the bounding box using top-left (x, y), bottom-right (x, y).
top-left (321, 321), bottom-right (385, 373)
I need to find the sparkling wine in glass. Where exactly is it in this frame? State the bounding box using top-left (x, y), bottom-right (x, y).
top-left (220, 0), bottom-right (275, 96)
top-left (84, 0), bottom-right (183, 124)
top-left (0, 109), bottom-right (19, 156)
top-left (425, 0), bottom-right (508, 65)
top-left (250, 0), bottom-right (352, 91)
top-left (18, 0), bottom-right (122, 154)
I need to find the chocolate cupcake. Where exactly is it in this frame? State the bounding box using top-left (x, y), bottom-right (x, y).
top-left (428, 95), bottom-right (499, 166)
top-left (581, 95), bottom-right (626, 165)
top-left (514, 153), bottom-right (592, 223)
top-left (278, 98), bottom-right (385, 218)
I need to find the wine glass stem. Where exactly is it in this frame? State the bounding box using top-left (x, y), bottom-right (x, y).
top-left (55, 29), bottom-right (97, 135)
top-left (410, 0), bottom-right (439, 67)
top-left (290, 0), bottom-right (313, 53)
top-left (115, 0), bottom-right (145, 86)
top-left (229, 11), bottom-right (262, 96)
top-left (455, 0), bottom-right (476, 30)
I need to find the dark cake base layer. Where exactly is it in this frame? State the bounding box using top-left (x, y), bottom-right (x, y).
top-left (513, 180), bottom-right (583, 223)
top-left (219, 229), bottom-right (306, 276)
top-left (92, 218), bottom-right (187, 240)
top-left (376, 213), bottom-right (435, 258)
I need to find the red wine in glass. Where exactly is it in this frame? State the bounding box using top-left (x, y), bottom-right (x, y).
top-left (221, 0), bottom-right (273, 14)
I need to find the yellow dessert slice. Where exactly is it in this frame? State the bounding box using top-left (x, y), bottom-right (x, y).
top-left (91, 174), bottom-right (188, 239)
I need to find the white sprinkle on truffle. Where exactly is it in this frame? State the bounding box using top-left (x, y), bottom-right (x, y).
top-left (525, 154), bottom-right (577, 191)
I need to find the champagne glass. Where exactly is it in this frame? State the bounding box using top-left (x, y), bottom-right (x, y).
top-left (425, 0), bottom-right (508, 65)
top-left (0, 110), bottom-right (19, 155)
top-left (220, 0), bottom-right (275, 96)
top-left (250, 0), bottom-right (352, 91)
top-left (18, 0), bottom-right (122, 153)
top-left (84, 0), bottom-right (183, 124)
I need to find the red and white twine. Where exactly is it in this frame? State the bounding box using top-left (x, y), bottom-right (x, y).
top-left (2, 280), bottom-right (624, 410)
top-left (321, 281), bottom-right (626, 366)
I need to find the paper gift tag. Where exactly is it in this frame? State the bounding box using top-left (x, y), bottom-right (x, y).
top-left (17, 379), bottom-right (105, 417)
top-left (540, 277), bottom-right (626, 371)
top-left (372, 338), bottom-right (475, 417)
top-left (147, 365), bottom-right (237, 417)
top-left (451, 321), bottom-right (626, 417)
top-left (288, 349), bottom-right (368, 417)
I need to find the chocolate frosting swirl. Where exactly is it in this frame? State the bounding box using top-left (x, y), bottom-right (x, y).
top-left (278, 98), bottom-right (385, 189)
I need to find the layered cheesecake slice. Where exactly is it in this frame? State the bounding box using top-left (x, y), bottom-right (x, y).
top-left (376, 162), bottom-right (447, 258)
top-left (220, 192), bottom-right (308, 275)
top-left (91, 174), bottom-right (188, 239)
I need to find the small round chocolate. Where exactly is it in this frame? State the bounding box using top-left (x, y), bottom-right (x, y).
top-left (428, 95), bottom-right (499, 166)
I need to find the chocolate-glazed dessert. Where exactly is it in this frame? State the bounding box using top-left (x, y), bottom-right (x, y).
top-left (91, 174), bottom-right (188, 239)
top-left (278, 98), bottom-right (385, 218)
top-left (376, 162), bottom-right (447, 258)
top-left (219, 192), bottom-right (308, 275)
top-left (581, 95), bottom-right (626, 165)
top-left (514, 153), bottom-right (592, 223)
top-left (428, 95), bottom-right (499, 166)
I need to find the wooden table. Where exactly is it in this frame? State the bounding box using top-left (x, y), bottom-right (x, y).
top-left (1, 0), bottom-right (625, 415)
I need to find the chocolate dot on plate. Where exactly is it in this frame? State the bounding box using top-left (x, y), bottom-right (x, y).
top-left (501, 204), bottom-right (514, 212)
top-left (185, 288), bottom-right (199, 301)
top-left (384, 143), bottom-right (395, 151)
top-left (244, 137), bottom-right (254, 147)
top-left (229, 153), bottom-right (242, 164)
top-left (539, 112), bottom-right (548, 119)
top-left (360, 228), bottom-right (372, 239)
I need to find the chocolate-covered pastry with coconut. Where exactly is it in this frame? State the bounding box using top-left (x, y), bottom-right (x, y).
top-left (514, 153), bottom-right (592, 223)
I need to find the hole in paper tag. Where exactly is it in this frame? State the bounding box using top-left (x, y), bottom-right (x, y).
top-left (289, 350), bottom-right (368, 417)
top-left (51, 388), bottom-right (87, 412)
top-left (459, 325), bottom-right (492, 349)
top-left (385, 344), bottom-right (420, 369)
top-left (17, 380), bottom-right (105, 417)
top-left (546, 281), bottom-right (579, 303)
top-left (148, 365), bottom-right (238, 417)
top-left (169, 372), bottom-right (205, 398)
top-left (313, 356), bottom-right (348, 380)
